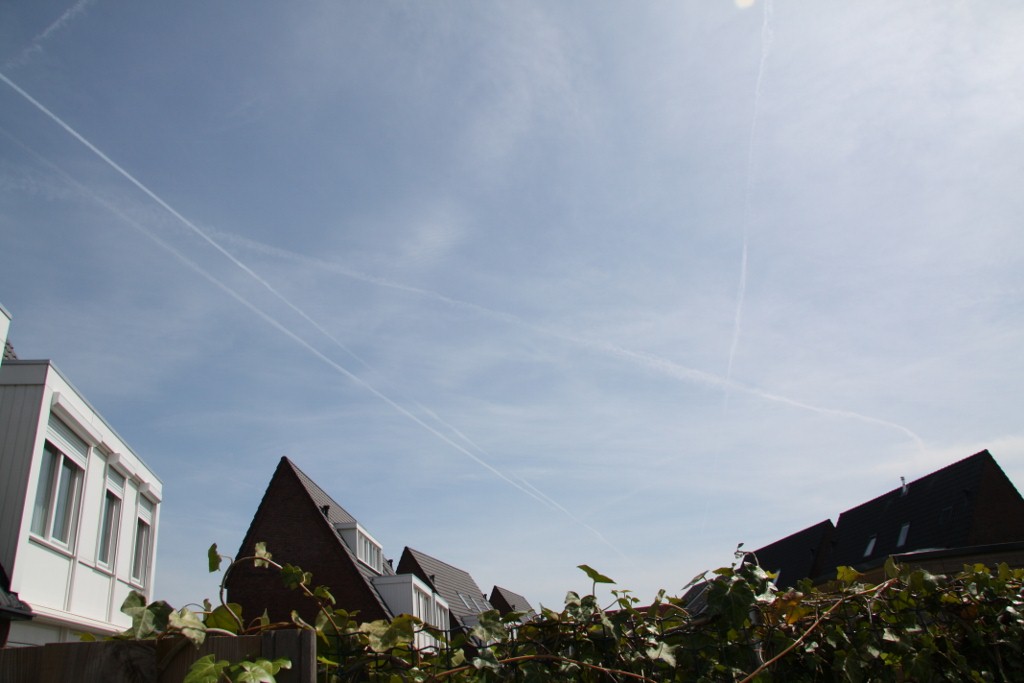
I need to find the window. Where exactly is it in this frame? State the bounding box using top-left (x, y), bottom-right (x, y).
top-left (132, 519), bottom-right (151, 583)
top-left (863, 534), bottom-right (877, 557)
top-left (97, 468), bottom-right (126, 567)
top-left (30, 441), bottom-right (84, 548)
top-left (98, 490), bottom-right (122, 566)
top-left (132, 496), bottom-right (155, 585)
top-left (896, 522), bottom-right (910, 548)
top-left (356, 531), bottom-right (382, 573)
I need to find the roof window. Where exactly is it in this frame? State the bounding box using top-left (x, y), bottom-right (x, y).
top-left (896, 522), bottom-right (910, 548)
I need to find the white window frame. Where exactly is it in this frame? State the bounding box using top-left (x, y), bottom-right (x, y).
top-left (356, 530), bottom-right (383, 573)
top-left (30, 440), bottom-right (85, 550)
top-left (97, 468), bottom-right (125, 568)
top-left (131, 495), bottom-right (155, 586)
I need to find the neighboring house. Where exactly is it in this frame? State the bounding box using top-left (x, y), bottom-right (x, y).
top-left (226, 457), bottom-right (451, 649)
top-left (751, 450), bottom-right (1024, 586)
top-left (397, 547), bottom-right (494, 632)
top-left (749, 520), bottom-right (834, 589)
top-left (488, 586), bottom-right (535, 621)
top-left (0, 303), bottom-right (162, 646)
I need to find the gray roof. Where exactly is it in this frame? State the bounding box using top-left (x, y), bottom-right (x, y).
top-left (825, 449), bottom-right (1022, 572)
top-left (2, 340), bottom-right (16, 361)
top-left (489, 586), bottom-right (534, 618)
top-left (752, 520), bottom-right (835, 588)
top-left (285, 457), bottom-right (358, 527)
top-left (398, 547), bottom-right (492, 629)
top-left (279, 458), bottom-right (396, 613)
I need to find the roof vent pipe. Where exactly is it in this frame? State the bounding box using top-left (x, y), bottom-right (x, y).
top-left (900, 477), bottom-right (908, 496)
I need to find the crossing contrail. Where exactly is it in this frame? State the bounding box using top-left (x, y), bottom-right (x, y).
top-left (0, 71), bottom-right (628, 559)
top-left (4, 0), bottom-right (97, 70)
top-left (217, 231), bottom-right (927, 453)
top-left (725, 0), bottom-right (775, 395)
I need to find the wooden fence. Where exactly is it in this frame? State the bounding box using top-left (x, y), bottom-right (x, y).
top-left (0, 629), bottom-right (316, 683)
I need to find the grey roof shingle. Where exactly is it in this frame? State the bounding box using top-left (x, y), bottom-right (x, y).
top-left (398, 547), bottom-right (492, 630)
top-left (489, 586), bottom-right (534, 618)
top-left (752, 520), bottom-right (834, 588)
top-left (285, 458), bottom-right (358, 527)
top-left (825, 449), bottom-right (1018, 571)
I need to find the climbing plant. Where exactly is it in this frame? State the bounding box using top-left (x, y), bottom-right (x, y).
top-left (115, 544), bottom-right (1024, 682)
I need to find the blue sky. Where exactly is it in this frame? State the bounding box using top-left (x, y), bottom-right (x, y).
top-left (2, 0), bottom-right (1024, 611)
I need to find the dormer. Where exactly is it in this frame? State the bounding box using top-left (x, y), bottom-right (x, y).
top-left (333, 522), bottom-right (384, 574)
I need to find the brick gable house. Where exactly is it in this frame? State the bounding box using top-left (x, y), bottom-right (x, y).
top-left (228, 457), bottom-right (522, 644)
top-left (751, 450), bottom-right (1024, 586)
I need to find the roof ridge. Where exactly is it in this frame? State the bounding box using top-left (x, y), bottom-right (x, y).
top-left (836, 450), bottom-right (994, 517)
top-left (404, 546), bottom-right (471, 574)
top-left (279, 456), bottom-right (358, 524)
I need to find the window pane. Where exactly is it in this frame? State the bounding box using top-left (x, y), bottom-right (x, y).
top-left (98, 491), bottom-right (121, 565)
top-left (31, 445), bottom-right (58, 536)
top-left (51, 456), bottom-right (82, 544)
top-left (132, 519), bottom-right (151, 583)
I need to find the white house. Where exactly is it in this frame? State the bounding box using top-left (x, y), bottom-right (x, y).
top-left (0, 303), bottom-right (162, 646)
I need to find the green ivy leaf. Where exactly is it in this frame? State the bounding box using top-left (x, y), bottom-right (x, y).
top-left (314, 585), bottom-right (336, 605)
top-left (836, 566), bottom-right (863, 585)
top-left (281, 564), bottom-right (311, 590)
top-left (254, 542), bottom-right (272, 568)
top-left (235, 658), bottom-right (291, 683)
top-left (170, 607), bottom-right (207, 646)
top-left (471, 610), bottom-right (506, 644)
top-left (205, 604), bottom-right (243, 633)
top-left (647, 642), bottom-right (677, 667)
top-left (208, 544), bottom-right (221, 573)
top-left (577, 564), bottom-right (615, 585)
top-left (183, 654), bottom-right (230, 683)
top-left (120, 592), bottom-right (173, 639)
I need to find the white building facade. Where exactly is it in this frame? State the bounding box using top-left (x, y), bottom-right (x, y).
top-left (0, 306), bottom-right (162, 646)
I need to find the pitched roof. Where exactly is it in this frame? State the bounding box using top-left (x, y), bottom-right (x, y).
top-left (280, 458), bottom-right (396, 586)
top-left (398, 547), bottom-right (492, 629)
top-left (2, 340), bottom-right (16, 361)
top-left (229, 457), bottom-right (397, 623)
top-left (752, 520), bottom-right (834, 588)
top-left (826, 450), bottom-right (1020, 571)
top-left (284, 457), bottom-right (358, 528)
top-left (489, 586), bottom-right (534, 618)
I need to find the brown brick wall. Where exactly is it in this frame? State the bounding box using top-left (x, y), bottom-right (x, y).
top-left (225, 459), bottom-right (389, 626)
top-left (969, 459), bottom-right (1024, 546)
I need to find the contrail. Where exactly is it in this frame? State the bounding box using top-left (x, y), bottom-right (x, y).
top-left (216, 231), bottom-right (927, 451)
top-left (725, 0), bottom-right (775, 394)
top-left (4, 0), bottom-right (97, 70)
top-left (0, 75), bottom-right (628, 558)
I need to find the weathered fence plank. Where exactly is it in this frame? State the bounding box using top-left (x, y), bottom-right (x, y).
top-left (0, 630), bottom-right (315, 683)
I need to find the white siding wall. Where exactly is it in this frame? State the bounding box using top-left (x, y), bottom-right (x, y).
top-left (371, 574), bottom-right (451, 650)
top-left (1, 360), bottom-right (163, 644)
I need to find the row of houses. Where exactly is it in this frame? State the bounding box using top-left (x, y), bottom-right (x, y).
top-left (0, 299), bottom-right (531, 648)
top-left (4, 294), bottom-right (1024, 649)
top-left (225, 456), bottom-right (534, 648)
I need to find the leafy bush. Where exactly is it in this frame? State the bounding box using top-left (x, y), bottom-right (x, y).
top-left (117, 544), bottom-right (1024, 682)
